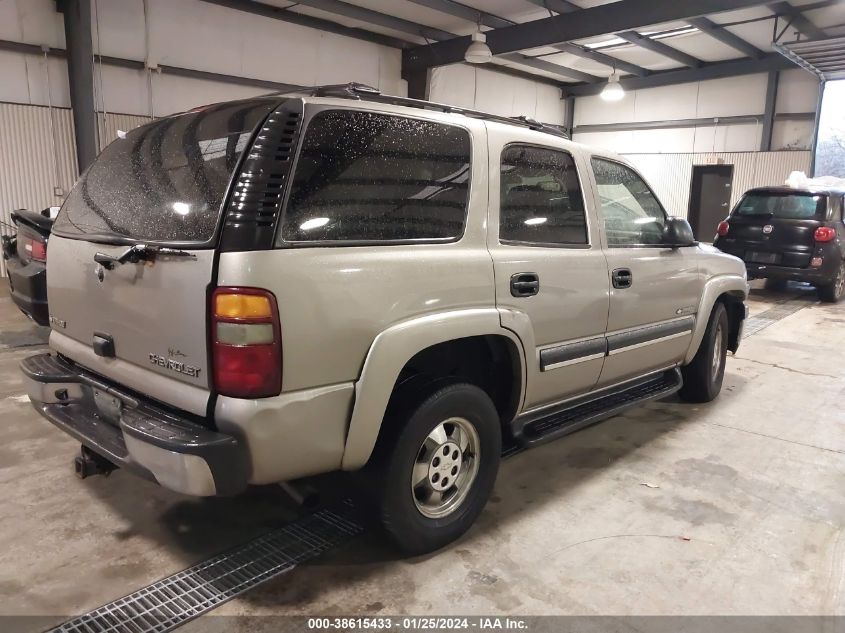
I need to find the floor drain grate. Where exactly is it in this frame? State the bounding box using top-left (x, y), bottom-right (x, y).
top-left (50, 504), bottom-right (363, 633)
top-left (743, 294), bottom-right (812, 339)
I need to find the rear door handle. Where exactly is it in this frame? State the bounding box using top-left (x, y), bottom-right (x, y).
top-left (612, 268), bottom-right (633, 289)
top-left (510, 272), bottom-right (540, 297)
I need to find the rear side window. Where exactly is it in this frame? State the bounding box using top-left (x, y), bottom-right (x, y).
top-left (279, 110), bottom-right (471, 244)
top-left (734, 192), bottom-right (825, 219)
top-left (53, 100), bottom-right (276, 244)
top-left (499, 145), bottom-right (588, 246)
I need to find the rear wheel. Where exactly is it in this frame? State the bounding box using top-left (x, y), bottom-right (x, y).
top-left (369, 383), bottom-right (501, 554)
top-left (817, 261), bottom-right (845, 303)
top-left (679, 302), bottom-right (728, 403)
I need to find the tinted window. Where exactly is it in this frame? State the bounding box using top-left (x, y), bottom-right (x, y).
top-left (735, 192), bottom-right (825, 219)
top-left (53, 100), bottom-right (276, 243)
top-left (592, 158), bottom-right (666, 246)
top-left (279, 110), bottom-right (470, 243)
top-left (500, 146), bottom-right (587, 245)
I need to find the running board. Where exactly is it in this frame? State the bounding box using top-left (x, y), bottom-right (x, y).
top-left (514, 369), bottom-right (683, 447)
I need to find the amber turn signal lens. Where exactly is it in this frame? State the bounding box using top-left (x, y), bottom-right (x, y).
top-left (214, 293), bottom-right (273, 319)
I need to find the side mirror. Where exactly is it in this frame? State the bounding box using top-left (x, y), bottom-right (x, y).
top-left (662, 217), bottom-right (696, 247)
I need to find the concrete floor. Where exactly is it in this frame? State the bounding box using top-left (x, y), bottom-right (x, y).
top-left (0, 282), bottom-right (843, 630)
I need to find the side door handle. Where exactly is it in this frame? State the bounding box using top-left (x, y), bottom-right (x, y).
top-left (612, 268), bottom-right (633, 289)
top-left (510, 272), bottom-right (540, 297)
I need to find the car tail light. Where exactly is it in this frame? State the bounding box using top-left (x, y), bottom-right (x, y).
top-left (814, 226), bottom-right (836, 242)
top-left (716, 221), bottom-right (730, 237)
top-left (17, 226), bottom-right (47, 262)
top-left (211, 287), bottom-right (281, 399)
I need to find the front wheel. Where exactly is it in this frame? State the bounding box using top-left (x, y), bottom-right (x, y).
top-left (679, 302), bottom-right (728, 403)
top-left (369, 383), bottom-right (501, 555)
top-left (817, 261), bottom-right (845, 303)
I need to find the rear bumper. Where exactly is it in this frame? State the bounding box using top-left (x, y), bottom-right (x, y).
top-left (4, 255), bottom-right (49, 326)
top-left (21, 353), bottom-right (249, 496)
top-left (744, 259), bottom-right (839, 284)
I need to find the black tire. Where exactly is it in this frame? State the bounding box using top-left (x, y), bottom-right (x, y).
top-left (369, 383), bottom-right (501, 555)
top-left (817, 260), bottom-right (845, 303)
top-left (764, 278), bottom-right (788, 292)
top-left (679, 302), bottom-right (728, 403)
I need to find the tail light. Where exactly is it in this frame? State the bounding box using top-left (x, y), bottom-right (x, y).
top-left (211, 287), bottom-right (281, 399)
top-left (17, 226), bottom-right (47, 263)
top-left (716, 221), bottom-right (730, 237)
top-left (814, 226), bottom-right (836, 243)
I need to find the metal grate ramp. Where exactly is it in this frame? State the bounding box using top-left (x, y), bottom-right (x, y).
top-left (743, 293), bottom-right (811, 338)
top-left (50, 504), bottom-right (363, 633)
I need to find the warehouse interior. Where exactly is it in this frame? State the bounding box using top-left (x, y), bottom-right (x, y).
top-left (1, 0), bottom-right (845, 630)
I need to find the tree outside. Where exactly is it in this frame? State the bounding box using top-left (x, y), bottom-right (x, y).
top-left (814, 80), bottom-right (845, 178)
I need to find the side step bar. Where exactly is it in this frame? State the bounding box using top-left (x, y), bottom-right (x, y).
top-left (514, 369), bottom-right (683, 447)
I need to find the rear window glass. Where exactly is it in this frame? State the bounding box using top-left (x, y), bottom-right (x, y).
top-left (53, 100), bottom-right (276, 243)
top-left (278, 110), bottom-right (471, 244)
top-left (735, 192), bottom-right (825, 219)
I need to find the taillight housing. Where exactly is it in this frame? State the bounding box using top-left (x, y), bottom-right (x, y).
top-left (716, 221), bottom-right (730, 237)
top-left (211, 287), bottom-right (281, 399)
top-left (814, 226), bottom-right (836, 243)
top-left (17, 226), bottom-right (47, 263)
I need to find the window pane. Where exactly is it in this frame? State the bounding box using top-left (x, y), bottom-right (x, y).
top-left (592, 158), bottom-right (665, 246)
top-left (500, 146), bottom-right (587, 245)
top-left (735, 192), bottom-right (824, 219)
top-left (54, 100), bottom-right (276, 243)
top-left (280, 110), bottom-right (471, 243)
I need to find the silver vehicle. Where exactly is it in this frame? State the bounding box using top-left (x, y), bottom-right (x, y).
top-left (22, 84), bottom-right (748, 553)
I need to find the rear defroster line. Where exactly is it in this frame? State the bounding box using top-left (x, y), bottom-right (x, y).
top-left (49, 503), bottom-right (363, 633)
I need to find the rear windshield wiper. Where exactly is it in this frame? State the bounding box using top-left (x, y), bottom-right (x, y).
top-left (94, 244), bottom-right (196, 269)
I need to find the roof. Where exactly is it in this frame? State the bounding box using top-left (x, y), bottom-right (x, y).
top-left (746, 185), bottom-right (845, 196)
top-left (283, 82), bottom-right (572, 139)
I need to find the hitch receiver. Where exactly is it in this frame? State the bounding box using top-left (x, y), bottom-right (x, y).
top-left (74, 446), bottom-right (117, 479)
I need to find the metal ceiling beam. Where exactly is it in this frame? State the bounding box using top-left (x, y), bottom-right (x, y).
top-left (499, 53), bottom-right (600, 83)
top-left (687, 16), bottom-right (765, 58)
top-left (523, 0), bottom-right (581, 13)
top-left (552, 42), bottom-right (651, 77)
top-left (404, 0), bottom-right (772, 71)
top-left (199, 0), bottom-right (407, 48)
top-left (616, 31), bottom-right (703, 68)
top-left (563, 53), bottom-right (795, 96)
top-left (407, 0), bottom-right (650, 77)
top-left (768, 1), bottom-right (828, 40)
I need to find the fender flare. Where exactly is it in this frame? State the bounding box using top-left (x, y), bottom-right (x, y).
top-left (341, 308), bottom-right (527, 470)
top-left (684, 274), bottom-right (748, 365)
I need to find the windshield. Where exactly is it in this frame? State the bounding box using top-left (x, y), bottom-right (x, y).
top-left (53, 99), bottom-right (277, 244)
top-left (734, 192), bottom-right (825, 220)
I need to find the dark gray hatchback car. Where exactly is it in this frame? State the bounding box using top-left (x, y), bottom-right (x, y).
top-left (714, 186), bottom-right (845, 302)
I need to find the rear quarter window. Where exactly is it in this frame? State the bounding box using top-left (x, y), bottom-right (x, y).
top-left (278, 110), bottom-right (471, 244)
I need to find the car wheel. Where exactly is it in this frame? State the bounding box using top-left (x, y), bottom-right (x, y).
top-left (369, 383), bottom-right (501, 555)
top-left (679, 302), bottom-right (728, 403)
top-left (817, 261), bottom-right (845, 303)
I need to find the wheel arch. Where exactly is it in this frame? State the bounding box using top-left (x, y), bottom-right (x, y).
top-left (684, 274), bottom-right (748, 364)
top-left (341, 309), bottom-right (526, 471)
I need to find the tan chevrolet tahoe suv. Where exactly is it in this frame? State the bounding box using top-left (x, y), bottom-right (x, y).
top-left (22, 84), bottom-right (748, 554)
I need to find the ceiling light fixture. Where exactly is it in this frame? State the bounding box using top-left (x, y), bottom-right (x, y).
top-left (600, 71), bottom-right (625, 102)
top-left (465, 14), bottom-right (492, 65)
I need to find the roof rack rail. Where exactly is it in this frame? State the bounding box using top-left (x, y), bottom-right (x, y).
top-left (295, 83), bottom-right (571, 140)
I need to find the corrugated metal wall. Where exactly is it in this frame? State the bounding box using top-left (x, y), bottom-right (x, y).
top-left (1, 104), bottom-right (151, 276)
top-left (626, 151), bottom-right (812, 219)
